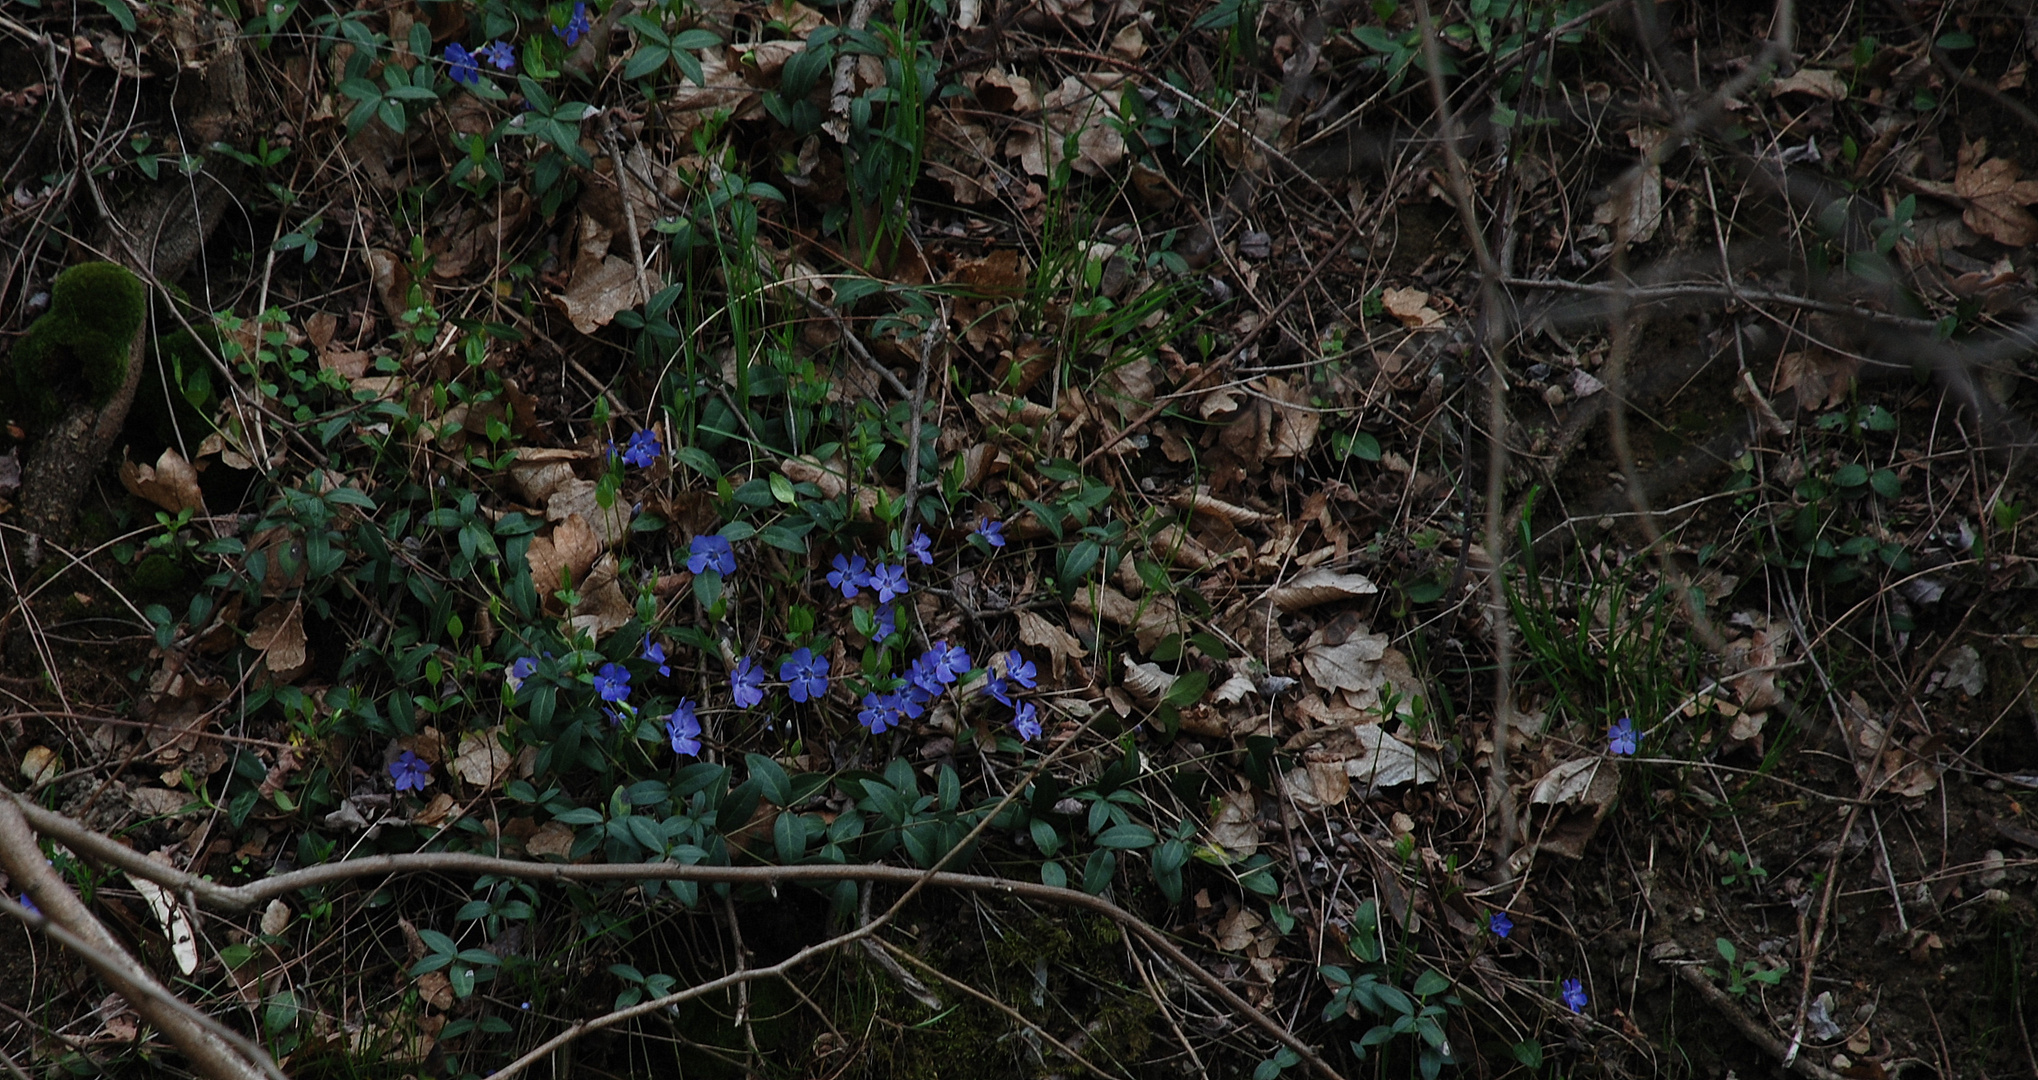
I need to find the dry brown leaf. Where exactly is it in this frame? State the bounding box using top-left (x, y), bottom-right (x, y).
top-left (1956, 139), bottom-right (2038, 246)
top-left (1070, 584), bottom-right (1185, 653)
top-left (1120, 655), bottom-right (1177, 702)
top-left (1380, 287), bottom-right (1443, 329)
top-left (1281, 758), bottom-right (1352, 809)
top-left (416, 971), bottom-right (455, 1010)
top-left (120, 448), bottom-right (206, 515)
top-left (1774, 348), bottom-right (1859, 411)
top-left (507, 446), bottom-right (588, 505)
top-left (1015, 610), bottom-right (1087, 679)
top-left (526, 821), bottom-right (577, 859)
top-left (569, 554), bottom-right (635, 639)
top-left (557, 255), bottom-right (647, 335)
top-left (453, 728), bottom-right (512, 790)
top-left (1208, 790), bottom-right (1260, 858)
top-left (1771, 67), bottom-right (1847, 99)
top-left (1260, 376), bottom-right (1319, 458)
top-left (1347, 724), bottom-right (1442, 795)
top-left (19, 746), bottom-right (61, 787)
top-left (260, 900), bottom-right (291, 937)
top-left (1268, 568), bottom-right (1380, 611)
top-left (1213, 905), bottom-right (1262, 952)
top-left (1037, 73), bottom-right (1127, 177)
top-left (414, 792), bottom-right (459, 826)
top-left (545, 478), bottom-right (632, 548)
top-left (246, 603), bottom-right (308, 674)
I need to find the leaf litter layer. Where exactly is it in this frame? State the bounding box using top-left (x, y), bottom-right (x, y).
top-left (0, 0), bottom-right (2036, 1078)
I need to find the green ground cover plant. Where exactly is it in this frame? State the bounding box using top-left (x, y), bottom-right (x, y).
top-left (0, 1), bottom-right (2036, 1079)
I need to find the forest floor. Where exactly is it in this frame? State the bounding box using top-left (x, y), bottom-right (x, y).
top-left (0, 0), bottom-right (2036, 1078)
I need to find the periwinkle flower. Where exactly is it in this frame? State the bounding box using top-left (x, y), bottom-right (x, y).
top-left (974, 518), bottom-right (1006, 548)
top-left (780, 648), bottom-right (829, 703)
top-left (1608, 716), bottom-right (1637, 756)
top-left (476, 40), bottom-right (517, 70)
top-left (593, 662), bottom-right (632, 703)
top-left (553, 2), bottom-right (591, 45)
top-left (925, 641), bottom-right (970, 684)
top-left (828, 553), bottom-right (869, 598)
top-left (1004, 650), bottom-right (1037, 689)
top-left (688, 534), bottom-right (736, 576)
top-left (869, 563), bottom-right (908, 604)
top-left (906, 526), bottom-right (933, 565)
top-left (641, 636), bottom-right (670, 677)
top-left (506, 655), bottom-right (538, 691)
top-left (873, 603), bottom-right (897, 641)
top-left (622, 428), bottom-right (662, 468)
top-left (731, 656), bottom-right (767, 707)
top-left (1012, 700), bottom-right (1042, 742)
top-left (444, 42), bottom-right (481, 86)
top-left (390, 750), bottom-right (431, 792)
top-left (1490, 912), bottom-right (1513, 938)
top-left (859, 691), bottom-right (900, 735)
top-left (667, 700), bottom-right (701, 756)
top-left (1561, 978), bottom-right (1587, 1013)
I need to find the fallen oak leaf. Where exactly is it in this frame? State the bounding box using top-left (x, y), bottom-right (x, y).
top-left (1955, 139), bottom-right (2038, 246)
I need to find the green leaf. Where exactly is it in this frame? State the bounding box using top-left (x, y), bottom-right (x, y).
top-left (747, 753), bottom-right (792, 806)
top-left (1163, 670), bottom-right (1209, 707)
top-left (1511, 1040), bottom-right (1545, 1068)
top-left (1870, 468), bottom-right (1900, 499)
top-left (1094, 823), bottom-right (1157, 849)
top-left (1411, 969), bottom-right (1451, 997)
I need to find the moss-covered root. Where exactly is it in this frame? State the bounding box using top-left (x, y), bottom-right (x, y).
top-left (4, 262), bottom-right (147, 434)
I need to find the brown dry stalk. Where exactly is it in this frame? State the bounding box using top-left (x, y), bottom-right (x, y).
top-left (1413, 0), bottom-right (1518, 877)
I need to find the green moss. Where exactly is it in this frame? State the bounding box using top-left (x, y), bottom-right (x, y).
top-left (4, 262), bottom-right (147, 433)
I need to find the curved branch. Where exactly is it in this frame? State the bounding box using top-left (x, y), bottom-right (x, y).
top-left (0, 798), bottom-right (275, 1080)
top-left (10, 789), bottom-right (1346, 1080)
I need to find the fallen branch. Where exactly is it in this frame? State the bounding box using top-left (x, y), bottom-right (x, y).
top-left (0, 798), bottom-right (276, 1080)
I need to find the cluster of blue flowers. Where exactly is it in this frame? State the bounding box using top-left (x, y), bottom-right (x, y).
top-left (441, 3), bottom-right (591, 88)
top-left (984, 650), bottom-right (1042, 741)
top-left (384, 503), bottom-right (1030, 797)
top-left (857, 640), bottom-right (970, 736)
top-left (444, 39), bottom-right (516, 87)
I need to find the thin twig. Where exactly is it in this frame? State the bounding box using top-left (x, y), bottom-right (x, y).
top-left (1414, 0), bottom-right (1519, 879)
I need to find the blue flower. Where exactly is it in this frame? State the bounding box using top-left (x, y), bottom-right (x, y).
top-left (506, 655), bottom-right (538, 691)
top-left (780, 648), bottom-right (829, 703)
top-left (390, 750), bottom-right (431, 793)
top-left (1561, 978), bottom-right (1587, 1013)
top-left (869, 562), bottom-right (908, 604)
top-left (828, 553), bottom-right (869, 598)
top-left (858, 691), bottom-right (897, 735)
top-left (444, 42), bottom-right (481, 86)
top-left (1490, 911), bottom-right (1513, 938)
top-left (641, 636), bottom-right (669, 677)
top-left (926, 641), bottom-right (971, 684)
top-left (1608, 716), bottom-right (1637, 756)
top-left (983, 673), bottom-right (1014, 707)
top-left (553, 2), bottom-right (591, 45)
top-left (688, 534), bottom-right (736, 576)
top-left (667, 699), bottom-right (701, 756)
top-left (974, 518), bottom-right (1006, 548)
top-left (731, 655), bottom-right (766, 707)
top-left (477, 40), bottom-right (517, 70)
top-left (873, 603), bottom-right (897, 641)
top-left (18, 894), bottom-right (38, 917)
top-left (1012, 700), bottom-right (1042, 742)
top-left (593, 662), bottom-right (632, 703)
top-left (906, 526), bottom-right (933, 565)
top-left (1004, 650), bottom-right (1037, 689)
top-left (906, 654), bottom-right (945, 698)
top-left (622, 428), bottom-right (662, 468)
